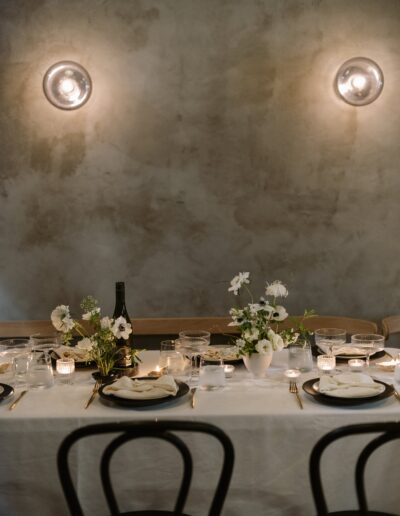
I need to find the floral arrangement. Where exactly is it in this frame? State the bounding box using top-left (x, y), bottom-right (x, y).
top-left (228, 272), bottom-right (292, 357)
top-left (51, 296), bottom-right (140, 376)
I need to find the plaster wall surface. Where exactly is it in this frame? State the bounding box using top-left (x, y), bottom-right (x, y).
top-left (0, 0), bottom-right (399, 321)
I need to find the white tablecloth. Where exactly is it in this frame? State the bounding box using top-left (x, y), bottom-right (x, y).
top-left (0, 349), bottom-right (399, 516)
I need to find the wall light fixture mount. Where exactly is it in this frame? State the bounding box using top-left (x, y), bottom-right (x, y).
top-left (43, 61), bottom-right (92, 110)
top-left (335, 57), bottom-right (383, 106)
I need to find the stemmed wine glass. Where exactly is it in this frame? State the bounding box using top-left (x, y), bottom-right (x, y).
top-left (314, 328), bottom-right (346, 357)
top-left (350, 334), bottom-right (385, 367)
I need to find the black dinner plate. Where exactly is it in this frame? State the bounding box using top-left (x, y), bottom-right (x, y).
top-left (99, 378), bottom-right (190, 408)
top-left (302, 378), bottom-right (394, 406)
top-left (0, 383), bottom-right (14, 401)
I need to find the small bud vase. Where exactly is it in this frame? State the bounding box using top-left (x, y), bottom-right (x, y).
top-left (243, 351), bottom-right (273, 378)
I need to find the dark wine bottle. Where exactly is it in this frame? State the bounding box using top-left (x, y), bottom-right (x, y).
top-left (113, 281), bottom-right (133, 367)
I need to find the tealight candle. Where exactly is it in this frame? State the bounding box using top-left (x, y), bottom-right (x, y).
top-left (348, 358), bottom-right (365, 372)
top-left (224, 364), bottom-right (235, 378)
top-left (56, 358), bottom-right (75, 384)
top-left (284, 369), bottom-right (301, 380)
top-left (317, 355), bottom-right (336, 373)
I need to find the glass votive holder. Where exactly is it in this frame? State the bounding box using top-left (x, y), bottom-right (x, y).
top-left (199, 364), bottom-right (225, 391)
top-left (348, 358), bottom-right (365, 372)
top-left (284, 369), bottom-right (301, 382)
top-left (394, 359), bottom-right (400, 383)
top-left (56, 358), bottom-right (75, 384)
top-left (224, 364), bottom-right (235, 378)
top-left (317, 355), bottom-right (336, 374)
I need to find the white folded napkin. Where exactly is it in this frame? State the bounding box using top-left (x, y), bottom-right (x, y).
top-left (319, 373), bottom-right (385, 398)
top-left (56, 345), bottom-right (90, 362)
top-left (103, 375), bottom-right (179, 400)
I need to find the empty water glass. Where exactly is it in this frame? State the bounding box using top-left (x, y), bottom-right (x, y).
top-left (29, 347), bottom-right (54, 389)
top-left (315, 328), bottom-right (346, 356)
top-left (199, 362), bottom-right (225, 391)
top-left (13, 354), bottom-right (32, 387)
top-left (288, 341), bottom-right (313, 372)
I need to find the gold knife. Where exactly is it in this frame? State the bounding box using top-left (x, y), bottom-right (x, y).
top-left (9, 390), bottom-right (28, 411)
top-left (85, 381), bottom-right (100, 409)
top-left (190, 387), bottom-right (196, 409)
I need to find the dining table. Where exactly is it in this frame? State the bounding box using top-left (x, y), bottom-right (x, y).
top-left (0, 347), bottom-right (399, 516)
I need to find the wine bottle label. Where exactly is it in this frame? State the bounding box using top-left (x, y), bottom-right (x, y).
top-left (116, 346), bottom-right (132, 367)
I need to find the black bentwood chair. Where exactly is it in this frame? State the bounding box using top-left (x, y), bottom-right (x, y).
top-left (310, 422), bottom-right (400, 516)
top-left (58, 420), bottom-right (235, 516)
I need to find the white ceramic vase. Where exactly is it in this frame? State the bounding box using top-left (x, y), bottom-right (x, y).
top-left (243, 351), bottom-right (273, 378)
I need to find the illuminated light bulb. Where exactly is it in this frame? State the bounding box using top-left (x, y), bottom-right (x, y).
top-left (351, 74), bottom-right (367, 92)
top-left (43, 61), bottom-right (92, 110)
top-left (59, 78), bottom-right (76, 94)
top-left (335, 57), bottom-right (383, 106)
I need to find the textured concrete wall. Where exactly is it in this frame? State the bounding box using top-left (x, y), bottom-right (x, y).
top-left (0, 0), bottom-right (399, 321)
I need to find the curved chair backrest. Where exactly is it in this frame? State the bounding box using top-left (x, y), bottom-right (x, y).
top-left (310, 422), bottom-right (400, 515)
top-left (58, 420), bottom-right (234, 516)
top-left (381, 315), bottom-right (400, 339)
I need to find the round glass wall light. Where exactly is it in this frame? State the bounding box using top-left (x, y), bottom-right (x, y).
top-left (335, 57), bottom-right (384, 106)
top-left (43, 61), bottom-right (92, 110)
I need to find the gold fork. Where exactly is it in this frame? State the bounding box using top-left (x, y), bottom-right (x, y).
top-left (289, 381), bottom-right (303, 410)
top-left (85, 380), bottom-right (100, 409)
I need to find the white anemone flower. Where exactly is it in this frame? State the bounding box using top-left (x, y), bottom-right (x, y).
top-left (82, 307), bottom-right (100, 320)
top-left (76, 337), bottom-right (93, 351)
top-left (267, 329), bottom-right (285, 351)
top-left (100, 316), bottom-right (112, 330)
top-left (228, 272), bottom-right (250, 295)
top-left (243, 327), bottom-right (260, 342)
top-left (265, 280), bottom-right (288, 298)
top-left (51, 305), bottom-right (75, 333)
top-left (248, 303), bottom-right (263, 315)
top-left (271, 305), bottom-right (288, 322)
top-left (255, 339), bottom-right (272, 354)
top-left (112, 316), bottom-right (133, 340)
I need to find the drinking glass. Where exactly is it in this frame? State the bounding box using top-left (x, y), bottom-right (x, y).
top-left (159, 340), bottom-right (177, 369)
top-left (288, 341), bottom-right (313, 372)
top-left (175, 336), bottom-right (209, 382)
top-left (179, 330), bottom-right (211, 344)
top-left (314, 328), bottom-right (346, 356)
top-left (350, 334), bottom-right (385, 367)
top-left (199, 361), bottom-right (225, 391)
top-left (13, 354), bottom-right (32, 387)
top-left (29, 343), bottom-right (55, 389)
top-left (1, 339), bottom-right (32, 378)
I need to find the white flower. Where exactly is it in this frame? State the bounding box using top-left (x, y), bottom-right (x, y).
top-left (248, 303), bottom-right (263, 315)
top-left (243, 327), bottom-right (260, 342)
top-left (236, 338), bottom-right (246, 348)
top-left (255, 339), bottom-right (272, 354)
top-left (100, 316), bottom-right (112, 330)
top-left (271, 305), bottom-right (288, 322)
top-left (76, 337), bottom-right (93, 351)
top-left (267, 329), bottom-right (285, 351)
top-left (265, 280), bottom-right (288, 298)
top-left (51, 305), bottom-right (75, 333)
top-left (228, 272), bottom-right (250, 295)
top-left (112, 316), bottom-right (132, 340)
top-left (82, 308), bottom-right (100, 320)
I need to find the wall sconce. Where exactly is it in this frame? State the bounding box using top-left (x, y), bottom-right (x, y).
top-left (335, 57), bottom-right (383, 106)
top-left (43, 61), bottom-right (92, 110)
